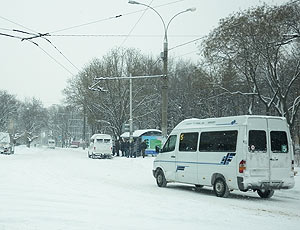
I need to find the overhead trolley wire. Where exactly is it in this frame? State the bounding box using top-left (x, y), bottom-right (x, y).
top-left (168, 36), bottom-right (206, 51)
top-left (0, 15), bottom-right (37, 33)
top-left (0, 27), bottom-right (14, 32)
top-left (120, 0), bottom-right (154, 47)
top-left (35, 44), bottom-right (75, 76)
top-left (50, 34), bottom-right (202, 38)
top-left (1, 0), bottom-right (194, 75)
top-left (50, 0), bottom-right (185, 34)
top-left (0, 32), bottom-right (23, 40)
top-left (0, 16), bottom-right (78, 75)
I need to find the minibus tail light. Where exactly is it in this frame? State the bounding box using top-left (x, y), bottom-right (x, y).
top-left (239, 160), bottom-right (246, 173)
top-left (292, 160), bottom-right (294, 171)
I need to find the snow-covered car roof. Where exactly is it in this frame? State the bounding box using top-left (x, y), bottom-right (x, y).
top-left (121, 129), bottom-right (162, 138)
top-left (91, 134), bottom-right (112, 139)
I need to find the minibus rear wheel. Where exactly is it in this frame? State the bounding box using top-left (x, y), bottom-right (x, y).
top-left (213, 178), bottom-right (230, 198)
top-left (156, 170), bottom-right (167, 187)
top-left (257, 189), bottom-right (274, 198)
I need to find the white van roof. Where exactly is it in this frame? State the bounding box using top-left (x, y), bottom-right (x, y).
top-left (91, 134), bottom-right (112, 139)
top-left (173, 115), bottom-right (286, 130)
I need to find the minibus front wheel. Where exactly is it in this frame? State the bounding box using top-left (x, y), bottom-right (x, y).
top-left (156, 169), bottom-right (167, 187)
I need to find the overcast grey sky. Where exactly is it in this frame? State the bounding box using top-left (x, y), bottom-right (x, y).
top-left (0, 0), bottom-right (289, 107)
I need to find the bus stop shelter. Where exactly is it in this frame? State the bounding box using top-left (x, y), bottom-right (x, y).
top-left (120, 129), bottom-right (162, 156)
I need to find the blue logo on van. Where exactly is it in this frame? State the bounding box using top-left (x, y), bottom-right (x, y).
top-left (216, 120), bottom-right (238, 126)
top-left (220, 153), bottom-right (236, 165)
top-left (176, 165), bottom-right (189, 172)
top-left (231, 120), bottom-right (237, 125)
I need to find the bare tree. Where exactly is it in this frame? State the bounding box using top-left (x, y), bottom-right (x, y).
top-left (63, 48), bottom-right (162, 139)
top-left (202, 2), bottom-right (300, 133)
top-left (0, 90), bottom-right (19, 132)
top-left (16, 98), bottom-right (48, 147)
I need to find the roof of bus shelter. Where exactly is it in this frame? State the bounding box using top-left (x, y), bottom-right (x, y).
top-left (120, 129), bottom-right (162, 138)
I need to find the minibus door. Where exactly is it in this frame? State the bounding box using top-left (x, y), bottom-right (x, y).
top-left (175, 132), bottom-right (199, 184)
top-left (267, 119), bottom-right (291, 183)
top-left (247, 118), bottom-right (270, 182)
top-left (159, 135), bottom-right (177, 181)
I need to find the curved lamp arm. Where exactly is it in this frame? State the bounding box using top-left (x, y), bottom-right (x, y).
top-left (166, 7), bottom-right (196, 41)
top-left (128, 1), bottom-right (166, 36)
top-left (129, 1), bottom-right (196, 43)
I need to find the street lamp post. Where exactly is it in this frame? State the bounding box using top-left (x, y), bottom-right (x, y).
top-left (128, 1), bottom-right (196, 139)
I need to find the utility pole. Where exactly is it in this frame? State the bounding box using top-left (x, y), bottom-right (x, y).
top-left (129, 74), bottom-right (133, 156)
top-left (82, 104), bottom-right (86, 150)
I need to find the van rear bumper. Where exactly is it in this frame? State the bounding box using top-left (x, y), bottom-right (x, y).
top-left (237, 176), bottom-right (295, 191)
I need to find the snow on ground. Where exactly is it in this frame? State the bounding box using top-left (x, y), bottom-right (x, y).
top-left (0, 146), bottom-right (299, 230)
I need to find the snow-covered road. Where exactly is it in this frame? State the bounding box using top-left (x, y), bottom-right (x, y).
top-left (0, 146), bottom-right (299, 230)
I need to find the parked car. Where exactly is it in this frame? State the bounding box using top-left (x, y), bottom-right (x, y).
top-left (0, 132), bottom-right (14, 155)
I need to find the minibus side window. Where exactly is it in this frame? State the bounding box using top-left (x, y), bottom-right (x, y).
top-left (179, 132), bottom-right (199, 152)
top-left (248, 130), bottom-right (266, 152)
top-left (270, 131), bottom-right (288, 153)
top-left (161, 135), bottom-right (177, 153)
top-left (199, 131), bottom-right (238, 152)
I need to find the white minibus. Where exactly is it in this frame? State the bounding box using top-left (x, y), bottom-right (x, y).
top-left (153, 115), bottom-right (295, 198)
top-left (48, 139), bottom-right (56, 149)
top-left (88, 134), bottom-right (113, 159)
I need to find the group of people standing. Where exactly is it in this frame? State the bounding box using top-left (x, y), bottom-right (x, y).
top-left (112, 139), bottom-right (148, 158)
top-left (113, 139), bottom-right (129, 157)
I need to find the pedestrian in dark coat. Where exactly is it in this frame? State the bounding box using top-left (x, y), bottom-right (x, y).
top-left (124, 140), bottom-right (130, 158)
top-left (140, 140), bottom-right (148, 158)
top-left (120, 139), bottom-right (125, 157)
top-left (115, 140), bottom-right (120, 156)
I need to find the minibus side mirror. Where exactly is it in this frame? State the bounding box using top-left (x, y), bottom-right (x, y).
top-left (155, 145), bottom-right (161, 153)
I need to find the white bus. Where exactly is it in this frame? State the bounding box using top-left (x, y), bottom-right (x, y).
top-left (88, 134), bottom-right (113, 159)
top-left (153, 115), bottom-right (295, 198)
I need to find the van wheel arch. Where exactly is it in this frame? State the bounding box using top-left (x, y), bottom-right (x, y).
top-left (154, 167), bottom-right (163, 177)
top-left (211, 173), bottom-right (226, 186)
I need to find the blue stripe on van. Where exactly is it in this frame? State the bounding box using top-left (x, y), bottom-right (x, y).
top-left (154, 160), bottom-right (222, 166)
top-left (154, 153), bottom-right (236, 166)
